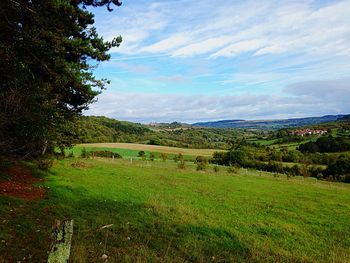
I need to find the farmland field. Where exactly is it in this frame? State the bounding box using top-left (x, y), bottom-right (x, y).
top-left (1, 156), bottom-right (350, 262)
top-left (77, 143), bottom-right (223, 157)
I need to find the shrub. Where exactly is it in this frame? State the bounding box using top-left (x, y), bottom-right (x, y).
top-left (160, 153), bottom-right (168, 161)
top-left (213, 166), bottom-right (220, 172)
top-left (174, 153), bottom-right (183, 162)
top-left (149, 153), bottom-right (155, 161)
top-left (81, 148), bottom-right (88, 158)
top-left (178, 160), bottom-right (186, 169)
top-left (227, 165), bottom-right (240, 174)
top-left (37, 158), bottom-right (53, 170)
top-left (290, 164), bottom-right (301, 176)
top-left (317, 173), bottom-right (324, 180)
top-left (91, 151), bottom-right (122, 159)
top-left (195, 156), bottom-right (207, 164)
top-left (138, 151), bottom-right (146, 158)
top-left (196, 162), bottom-right (207, 171)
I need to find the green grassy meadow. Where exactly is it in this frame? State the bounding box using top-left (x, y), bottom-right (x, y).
top-left (1, 155), bottom-right (350, 262)
top-left (68, 143), bottom-right (223, 161)
top-left (77, 143), bottom-right (222, 157)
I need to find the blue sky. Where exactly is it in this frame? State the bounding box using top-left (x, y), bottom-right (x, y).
top-left (86, 0), bottom-right (350, 123)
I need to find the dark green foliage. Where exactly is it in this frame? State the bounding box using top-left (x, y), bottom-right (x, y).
top-left (81, 149), bottom-right (122, 159)
top-left (0, 0), bottom-right (122, 158)
top-left (37, 158), bottom-right (54, 170)
top-left (173, 153), bottom-right (184, 162)
top-left (211, 151), bottom-right (228, 166)
top-left (177, 160), bottom-right (186, 169)
top-left (195, 155), bottom-right (208, 171)
top-left (138, 151), bottom-right (146, 158)
top-left (0, 159), bottom-right (11, 180)
top-left (149, 153), bottom-right (155, 161)
top-left (275, 129), bottom-right (304, 144)
top-left (81, 148), bottom-right (88, 158)
top-left (148, 138), bottom-right (161, 145)
top-left (227, 166), bottom-right (240, 174)
top-left (299, 136), bottom-right (350, 153)
top-left (196, 162), bottom-right (206, 171)
top-left (160, 153), bottom-right (168, 161)
top-left (324, 155), bottom-right (350, 181)
top-left (195, 156), bottom-right (208, 165)
top-left (213, 166), bottom-right (220, 172)
top-left (210, 145), bottom-right (334, 179)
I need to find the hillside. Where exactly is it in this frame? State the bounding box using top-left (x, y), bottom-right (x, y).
top-left (1, 157), bottom-right (349, 262)
top-left (77, 116), bottom-right (151, 143)
top-left (193, 115), bottom-right (347, 129)
top-left (76, 116), bottom-right (250, 149)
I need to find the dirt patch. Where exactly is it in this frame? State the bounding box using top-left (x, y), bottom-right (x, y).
top-left (0, 166), bottom-right (46, 200)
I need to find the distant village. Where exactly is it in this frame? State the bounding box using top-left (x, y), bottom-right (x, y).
top-left (292, 128), bottom-right (327, 137)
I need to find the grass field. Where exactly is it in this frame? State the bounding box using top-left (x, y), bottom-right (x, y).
top-left (1, 156), bottom-right (350, 262)
top-left (77, 143), bottom-right (223, 157)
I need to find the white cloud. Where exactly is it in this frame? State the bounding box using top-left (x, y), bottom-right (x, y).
top-left (141, 34), bottom-right (192, 53)
top-left (211, 39), bottom-right (266, 58)
top-left (95, 0), bottom-right (350, 59)
top-left (89, 0), bottom-right (350, 121)
top-left (86, 77), bottom-right (350, 123)
top-left (91, 0), bottom-right (350, 90)
top-left (171, 36), bottom-right (233, 57)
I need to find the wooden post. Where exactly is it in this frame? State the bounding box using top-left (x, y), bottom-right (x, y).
top-left (48, 219), bottom-right (74, 263)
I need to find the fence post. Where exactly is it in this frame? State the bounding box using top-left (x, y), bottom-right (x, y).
top-left (47, 219), bottom-right (74, 263)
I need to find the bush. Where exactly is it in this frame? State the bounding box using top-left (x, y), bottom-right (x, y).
top-left (227, 165), bottom-right (240, 174)
top-left (149, 153), bottom-right (155, 161)
top-left (91, 151), bottom-right (122, 159)
top-left (213, 166), bottom-right (220, 172)
top-left (177, 160), bottom-right (185, 169)
top-left (37, 158), bottom-right (53, 170)
top-left (196, 162), bottom-right (207, 171)
top-left (138, 151), bottom-right (146, 158)
top-left (324, 155), bottom-right (350, 181)
top-left (160, 153), bottom-right (168, 161)
top-left (195, 156), bottom-right (207, 164)
top-left (81, 148), bottom-right (88, 158)
top-left (317, 173), bottom-right (324, 180)
top-left (174, 153), bottom-right (183, 162)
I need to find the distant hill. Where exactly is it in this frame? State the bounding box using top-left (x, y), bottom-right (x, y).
top-left (148, 121), bottom-right (192, 130)
top-left (76, 116), bottom-right (244, 149)
top-left (193, 115), bottom-right (347, 129)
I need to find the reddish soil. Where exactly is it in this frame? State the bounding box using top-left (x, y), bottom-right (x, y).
top-left (0, 166), bottom-right (46, 200)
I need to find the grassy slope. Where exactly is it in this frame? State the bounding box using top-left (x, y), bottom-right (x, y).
top-left (1, 158), bottom-right (350, 262)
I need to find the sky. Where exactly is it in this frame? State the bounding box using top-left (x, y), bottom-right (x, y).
top-left (86, 0), bottom-right (350, 123)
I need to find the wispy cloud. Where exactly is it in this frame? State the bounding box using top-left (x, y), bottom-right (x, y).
top-left (97, 0), bottom-right (350, 59)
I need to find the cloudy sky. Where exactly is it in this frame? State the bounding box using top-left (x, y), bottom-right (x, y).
top-left (86, 0), bottom-right (350, 123)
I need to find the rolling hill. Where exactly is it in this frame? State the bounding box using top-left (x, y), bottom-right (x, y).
top-left (193, 115), bottom-right (347, 129)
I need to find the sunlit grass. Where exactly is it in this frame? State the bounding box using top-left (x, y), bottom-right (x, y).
top-left (1, 157), bottom-right (349, 262)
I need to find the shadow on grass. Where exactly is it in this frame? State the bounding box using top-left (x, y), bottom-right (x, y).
top-left (0, 184), bottom-right (252, 262)
top-left (68, 196), bottom-right (251, 262)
